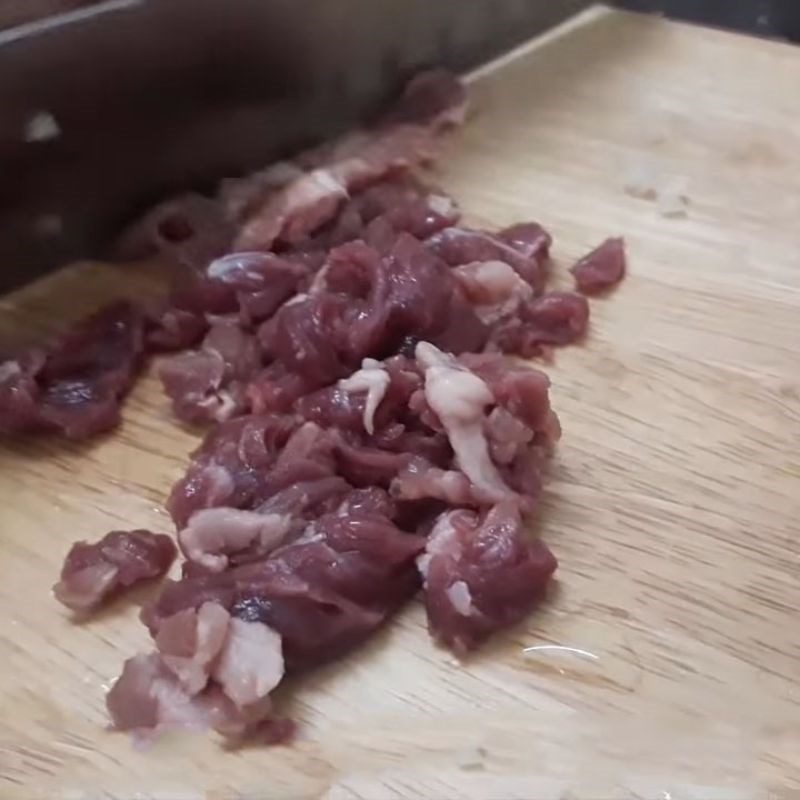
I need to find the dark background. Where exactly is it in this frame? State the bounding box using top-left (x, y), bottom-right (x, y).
top-left (618, 0), bottom-right (800, 40)
top-left (3, 2), bottom-right (800, 41)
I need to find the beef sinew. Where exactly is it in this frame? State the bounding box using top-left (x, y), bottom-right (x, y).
top-left (11, 70), bottom-right (627, 745)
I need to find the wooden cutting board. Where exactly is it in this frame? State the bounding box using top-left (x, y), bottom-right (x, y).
top-left (2, 7), bottom-right (800, 798)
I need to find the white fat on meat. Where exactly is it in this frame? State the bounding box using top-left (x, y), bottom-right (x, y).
top-left (446, 580), bottom-right (474, 616)
top-left (207, 252), bottom-right (267, 280)
top-left (200, 464), bottom-right (236, 507)
top-left (391, 458), bottom-right (474, 505)
top-left (308, 263), bottom-right (330, 294)
top-left (309, 167), bottom-right (348, 197)
top-left (156, 602), bottom-right (230, 694)
top-left (212, 618), bottom-right (284, 708)
top-left (453, 260), bottom-right (533, 322)
top-left (0, 360), bottom-right (21, 383)
top-left (283, 292), bottom-right (309, 307)
top-left (417, 508), bottom-right (465, 583)
top-left (179, 508), bottom-right (292, 572)
top-left (427, 193), bottom-right (456, 217)
top-left (195, 387), bottom-right (239, 422)
top-left (338, 358), bottom-right (390, 435)
top-left (415, 342), bottom-right (511, 501)
top-left (107, 652), bottom-right (211, 734)
top-left (108, 605), bottom-right (285, 737)
top-left (486, 406), bottom-right (534, 465)
top-left (418, 511), bottom-right (477, 620)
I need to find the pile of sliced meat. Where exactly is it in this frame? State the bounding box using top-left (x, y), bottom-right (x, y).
top-left (0, 71), bottom-right (625, 745)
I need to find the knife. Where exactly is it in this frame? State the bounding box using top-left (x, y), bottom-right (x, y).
top-left (0, 0), bottom-right (590, 291)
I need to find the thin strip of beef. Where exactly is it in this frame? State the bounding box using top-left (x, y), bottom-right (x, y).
top-left (377, 69), bottom-right (468, 130)
top-left (357, 234), bottom-right (482, 357)
top-left (339, 235), bottom-right (486, 358)
top-left (419, 502), bottom-right (557, 654)
top-left (266, 293), bottom-right (354, 387)
top-left (54, 530), bottom-right (177, 612)
top-left (0, 301), bottom-right (145, 439)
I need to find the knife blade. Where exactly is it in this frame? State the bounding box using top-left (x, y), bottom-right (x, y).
top-left (0, 0), bottom-right (590, 290)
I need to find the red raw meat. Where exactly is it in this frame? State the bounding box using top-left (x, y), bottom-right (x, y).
top-left (145, 304), bottom-right (208, 352)
top-left (490, 291), bottom-right (590, 357)
top-left (0, 301), bottom-right (145, 438)
top-left (255, 233), bottom-right (487, 397)
top-left (159, 318), bottom-right (261, 424)
top-left (571, 237), bottom-right (626, 294)
top-left (107, 604), bottom-right (284, 740)
top-left (452, 260), bottom-right (533, 323)
top-left (419, 502), bottom-right (557, 653)
top-left (171, 252), bottom-right (311, 327)
top-left (149, 503), bottom-right (424, 672)
top-left (54, 530), bottom-right (176, 612)
top-left (426, 223), bottom-right (551, 291)
top-left (317, 176), bottom-right (461, 249)
top-left (166, 414), bottom-right (301, 528)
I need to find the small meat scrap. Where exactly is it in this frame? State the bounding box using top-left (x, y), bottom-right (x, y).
top-left (145, 304), bottom-right (208, 352)
top-left (570, 237), bottom-right (626, 295)
top-left (489, 291), bottom-right (590, 358)
top-left (426, 224), bottom-right (550, 292)
top-left (419, 502), bottom-right (557, 653)
top-left (159, 318), bottom-right (261, 424)
top-left (54, 530), bottom-right (177, 612)
top-left (0, 301), bottom-right (145, 439)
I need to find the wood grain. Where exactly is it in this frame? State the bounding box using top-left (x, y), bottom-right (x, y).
top-left (2, 7), bottom-right (800, 798)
